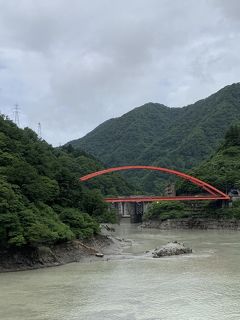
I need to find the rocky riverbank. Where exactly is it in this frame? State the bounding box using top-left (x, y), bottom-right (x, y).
top-left (142, 218), bottom-right (240, 230)
top-left (0, 234), bottom-right (116, 273)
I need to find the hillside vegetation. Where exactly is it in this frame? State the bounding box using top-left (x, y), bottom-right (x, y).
top-left (178, 124), bottom-right (240, 195)
top-left (69, 83), bottom-right (240, 192)
top-left (144, 125), bottom-right (240, 221)
top-left (0, 115), bottom-right (134, 249)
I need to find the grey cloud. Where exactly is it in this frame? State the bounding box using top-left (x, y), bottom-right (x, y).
top-left (0, 0), bottom-right (239, 145)
top-left (214, 0), bottom-right (240, 20)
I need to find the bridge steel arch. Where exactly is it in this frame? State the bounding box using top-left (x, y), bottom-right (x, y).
top-left (80, 165), bottom-right (230, 202)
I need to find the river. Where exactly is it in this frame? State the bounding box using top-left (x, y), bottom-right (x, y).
top-left (0, 221), bottom-right (240, 320)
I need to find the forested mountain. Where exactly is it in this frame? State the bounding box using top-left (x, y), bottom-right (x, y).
top-left (68, 83), bottom-right (240, 192)
top-left (143, 125), bottom-right (240, 222)
top-left (178, 124), bottom-right (240, 195)
top-left (0, 115), bottom-right (134, 249)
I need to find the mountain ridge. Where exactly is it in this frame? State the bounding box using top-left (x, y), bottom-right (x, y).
top-left (68, 83), bottom-right (240, 192)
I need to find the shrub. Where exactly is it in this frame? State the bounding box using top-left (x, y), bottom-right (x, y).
top-left (59, 208), bottom-right (100, 239)
top-left (143, 201), bottom-right (187, 221)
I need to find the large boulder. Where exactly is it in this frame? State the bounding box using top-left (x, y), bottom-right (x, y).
top-left (152, 241), bottom-right (192, 258)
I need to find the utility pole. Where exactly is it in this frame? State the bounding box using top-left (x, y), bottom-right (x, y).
top-left (13, 104), bottom-right (20, 126)
top-left (37, 122), bottom-right (42, 139)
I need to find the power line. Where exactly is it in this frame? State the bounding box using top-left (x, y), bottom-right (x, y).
top-left (37, 122), bottom-right (42, 139)
top-left (13, 104), bottom-right (20, 126)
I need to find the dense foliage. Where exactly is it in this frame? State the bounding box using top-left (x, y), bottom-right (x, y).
top-left (0, 115), bottom-right (134, 248)
top-left (143, 201), bottom-right (188, 221)
top-left (171, 124), bottom-right (240, 219)
top-left (213, 200), bottom-right (240, 219)
top-left (143, 124), bottom-right (240, 221)
top-left (177, 124), bottom-right (240, 195)
top-left (143, 199), bottom-right (240, 221)
top-left (68, 83), bottom-right (240, 193)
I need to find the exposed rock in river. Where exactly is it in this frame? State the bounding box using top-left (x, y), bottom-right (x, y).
top-left (152, 241), bottom-right (192, 258)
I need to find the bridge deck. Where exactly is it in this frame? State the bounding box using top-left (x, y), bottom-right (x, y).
top-left (105, 196), bottom-right (229, 203)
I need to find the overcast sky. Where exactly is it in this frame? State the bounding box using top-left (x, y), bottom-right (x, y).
top-left (0, 0), bottom-right (240, 145)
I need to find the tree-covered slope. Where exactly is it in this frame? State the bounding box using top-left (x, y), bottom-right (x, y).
top-left (70, 103), bottom-right (180, 166)
top-left (68, 83), bottom-right (240, 192)
top-left (0, 115), bottom-right (134, 249)
top-left (177, 124), bottom-right (240, 195)
top-left (145, 125), bottom-right (240, 222)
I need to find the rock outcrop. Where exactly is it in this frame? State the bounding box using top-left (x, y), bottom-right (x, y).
top-left (142, 218), bottom-right (240, 230)
top-left (0, 235), bottom-right (113, 272)
top-left (152, 241), bottom-right (192, 258)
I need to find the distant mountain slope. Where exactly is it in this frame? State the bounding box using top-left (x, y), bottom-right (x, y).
top-left (70, 103), bottom-right (180, 166)
top-left (177, 124), bottom-right (240, 195)
top-left (68, 83), bottom-right (240, 192)
top-left (142, 83), bottom-right (240, 168)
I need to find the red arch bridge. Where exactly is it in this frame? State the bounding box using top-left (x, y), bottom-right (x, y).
top-left (80, 165), bottom-right (230, 203)
top-left (80, 166), bottom-right (230, 222)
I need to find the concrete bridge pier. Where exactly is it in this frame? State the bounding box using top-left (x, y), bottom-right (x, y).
top-left (130, 202), bottom-right (143, 223)
top-left (110, 201), bottom-right (151, 223)
top-left (110, 202), bottom-right (130, 219)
